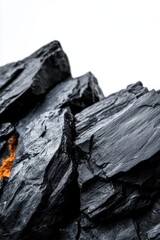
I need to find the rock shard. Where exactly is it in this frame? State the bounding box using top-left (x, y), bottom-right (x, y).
top-left (0, 41), bottom-right (71, 123)
top-left (0, 41), bottom-right (160, 240)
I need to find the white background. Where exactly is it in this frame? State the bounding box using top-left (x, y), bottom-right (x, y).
top-left (0, 0), bottom-right (160, 96)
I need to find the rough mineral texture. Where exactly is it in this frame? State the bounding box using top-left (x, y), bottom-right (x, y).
top-left (0, 41), bottom-right (160, 240)
top-left (0, 41), bottom-right (71, 123)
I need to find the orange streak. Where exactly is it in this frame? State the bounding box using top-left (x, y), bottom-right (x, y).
top-left (0, 135), bottom-right (17, 179)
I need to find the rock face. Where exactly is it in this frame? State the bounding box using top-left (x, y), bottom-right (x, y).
top-left (0, 41), bottom-right (71, 122)
top-left (0, 41), bottom-right (160, 240)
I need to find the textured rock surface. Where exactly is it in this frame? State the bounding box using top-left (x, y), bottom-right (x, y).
top-left (1, 41), bottom-right (160, 240)
top-left (0, 109), bottom-right (75, 240)
top-left (74, 82), bottom-right (160, 239)
top-left (0, 41), bottom-right (71, 122)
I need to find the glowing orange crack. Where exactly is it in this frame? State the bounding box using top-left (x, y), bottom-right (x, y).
top-left (0, 135), bottom-right (17, 179)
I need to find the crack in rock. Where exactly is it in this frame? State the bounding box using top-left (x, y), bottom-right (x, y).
top-left (1, 41), bottom-right (160, 240)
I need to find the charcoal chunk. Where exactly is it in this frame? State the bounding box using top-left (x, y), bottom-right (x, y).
top-left (1, 40), bottom-right (160, 240)
top-left (0, 41), bottom-right (71, 122)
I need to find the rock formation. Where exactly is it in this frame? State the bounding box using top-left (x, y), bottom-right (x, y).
top-left (0, 41), bottom-right (160, 240)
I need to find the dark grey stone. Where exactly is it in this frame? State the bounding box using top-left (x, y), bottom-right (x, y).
top-left (0, 41), bottom-right (71, 122)
top-left (0, 41), bottom-right (104, 240)
top-left (0, 108), bottom-right (75, 240)
top-left (79, 219), bottom-right (139, 240)
top-left (17, 71), bottom-right (104, 128)
top-left (1, 40), bottom-right (160, 240)
top-left (75, 82), bottom-right (160, 237)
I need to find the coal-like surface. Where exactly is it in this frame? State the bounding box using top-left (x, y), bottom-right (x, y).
top-left (0, 108), bottom-right (76, 240)
top-left (0, 41), bottom-right (71, 123)
top-left (73, 82), bottom-right (160, 239)
top-left (0, 41), bottom-right (104, 240)
top-left (1, 40), bottom-right (160, 240)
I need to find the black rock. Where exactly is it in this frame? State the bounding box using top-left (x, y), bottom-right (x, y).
top-left (1, 41), bottom-right (160, 240)
top-left (74, 82), bottom-right (160, 239)
top-left (0, 108), bottom-right (76, 240)
top-left (0, 41), bottom-right (71, 122)
top-left (0, 123), bottom-right (15, 141)
top-left (0, 41), bottom-right (103, 240)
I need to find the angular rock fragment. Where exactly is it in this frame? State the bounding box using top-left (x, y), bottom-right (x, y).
top-left (0, 123), bottom-right (15, 140)
top-left (75, 82), bottom-right (160, 226)
top-left (76, 81), bottom-right (148, 146)
top-left (17, 71), bottom-right (104, 128)
top-left (0, 41), bottom-right (71, 122)
top-left (0, 108), bottom-right (76, 240)
top-left (0, 41), bottom-right (104, 240)
top-left (1, 40), bottom-right (160, 240)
